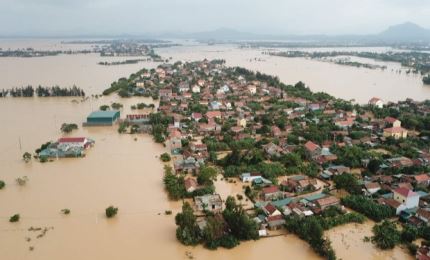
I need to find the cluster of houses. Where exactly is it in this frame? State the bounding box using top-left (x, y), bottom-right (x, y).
top-left (130, 60), bottom-right (430, 240)
top-left (39, 137), bottom-right (95, 158)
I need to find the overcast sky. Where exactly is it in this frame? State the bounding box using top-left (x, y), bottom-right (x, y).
top-left (0, 0), bottom-right (429, 36)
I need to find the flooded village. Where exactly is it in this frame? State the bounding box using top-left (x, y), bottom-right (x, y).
top-left (1, 40), bottom-right (430, 260)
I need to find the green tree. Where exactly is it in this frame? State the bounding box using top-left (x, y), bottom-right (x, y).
top-left (202, 215), bottom-right (228, 249)
top-left (0, 180), bottom-right (5, 189)
top-left (341, 195), bottom-right (394, 222)
top-left (160, 153), bottom-right (171, 162)
top-left (60, 123), bottom-right (78, 133)
top-left (333, 173), bottom-right (361, 194)
top-left (197, 166), bottom-right (217, 186)
top-left (222, 196), bottom-right (259, 241)
top-left (105, 206), bottom-right (118, 218)
top-left (163, 165), bottom-right (185, 199)
top-left (111, 102), bottom-right (123, 110)
top-left (401, 225), bottom-right (418, 243)
top-left (22, 152), bottom-right (32, 162)
top-left (9, 214), bottom-right (20, 223)
top-left (175, 202), bottom-right (201, 245)
top-left (371, 220), bottom-right (400, 249)
top-left (99, 105), bottom-right (110, 111)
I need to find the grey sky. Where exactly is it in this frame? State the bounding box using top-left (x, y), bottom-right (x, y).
top-left (0, 0), bottom-right (429, 36)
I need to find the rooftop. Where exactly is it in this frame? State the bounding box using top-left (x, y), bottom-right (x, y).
top-left (88, 110), bottom-right (119, 118)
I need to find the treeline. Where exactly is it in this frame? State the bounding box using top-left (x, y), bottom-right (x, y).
top-left (341, 195), bottom-right (395, 222)
top-left (98, 59), bottom-right (148, 66)
top-left (0, 85), bottom-right (85, 97)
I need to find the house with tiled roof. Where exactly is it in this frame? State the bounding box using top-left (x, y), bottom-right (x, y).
top-left (315, 196), bottom-right (340, 210)
top-left (184, 178), bottom-right (198, 193)
top-left (383, 127), bottom-right (408, 139)
top-left (414, 174), bottom-right (430, 187)
top-left (263, 203), bottom-right (282, 217)
top-left (392, 187), bottom-right (420, 215)
top-left (304, 141), bottom-right (321, 158)
top-left (262, 186), bottom-right (284, 201)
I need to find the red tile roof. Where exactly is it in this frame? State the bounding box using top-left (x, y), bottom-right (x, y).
top-left (184, 178), bottom-right (197, 190)
top-left (267, 215), bottom-right (284, 222)
top-left (304, 141), bottom-right (320, 152)
top-left (384, 127), bottom-right (407, 133)
top-left (384, 117), bottom-right (399, 124)
top-left (394, 187), bottom-right (417, 198)
top-left (262, 185), bottom-right (279, 194)
top-left (414, 174), bottom-right (430, 183)
top-left (264, 204), bottom-right (277, 215)
top-left (58, 137), bottom-right (86, 143)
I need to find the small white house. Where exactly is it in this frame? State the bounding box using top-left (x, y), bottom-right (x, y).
top-left (364, 182), bottom-right (381, 195)
top-left (192, 85), bottom-right (201, 93)
top-left (240, 172), bottom-right (262, 182)
top-left (248, 85), bottom-right (257, 95)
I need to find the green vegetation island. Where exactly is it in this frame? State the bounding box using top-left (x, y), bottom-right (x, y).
top-left (100, 59), bottom-right (430, 259)
top-left (0, 40), bottom-right (167, 61)
top-left (0, 85), bottom-right (85, 97)
top-left (98, 58), bottom-right (150, 66)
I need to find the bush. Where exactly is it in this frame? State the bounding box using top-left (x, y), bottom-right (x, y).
top-left (16, 176), bottom-right (29, 186)
top-left (22, 152), bottom-right (32, 162)
top-left (371, 220), bottom-right (400, 249)
top-left (111, 103), bottom-right (123, 110)
top-left (60, 123), bottom-right (78, 133)
top-left (9, 214), bottom-right (20, 222)
top-left (160, 153), bottom-right (171, 162)
top-left (0, 180), bottom-right (5, 189)
top-left (401, 225), bottom-right (418, 243)
top-left (105, 206), bottom-right (118, 218)
top-left (61, 209), bottom-right (71, 215)
top-left (99, 105), bottom-right (110, 111)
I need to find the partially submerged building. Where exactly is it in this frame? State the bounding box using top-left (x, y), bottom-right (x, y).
top-left (194, 194), bottom-right (223, 212)
top-left (39, 137), bottom-right (95, 158)
top-left (83, 110), bottom-right (120, 126)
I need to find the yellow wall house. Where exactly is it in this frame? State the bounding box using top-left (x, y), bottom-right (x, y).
top-left (383, 127), bottom-right (408, 139)
top-left (237, 118), bottom-right (247, 128)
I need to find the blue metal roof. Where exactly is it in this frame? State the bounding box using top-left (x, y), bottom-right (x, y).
top-left (88, 110), bottom-right (119, 119)
top-left (303, 193), bottom-right (326, 202)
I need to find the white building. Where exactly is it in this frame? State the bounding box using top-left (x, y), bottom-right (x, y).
top-left (368, 97), bottom-right (384, 109)
top-left (240, 172), bottom-right (262, 182)
top-left (393, 187), bottom-right (419, 215)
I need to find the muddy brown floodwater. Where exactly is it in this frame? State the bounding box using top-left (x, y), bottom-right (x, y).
top-left (326, 221), bottom-right (412, 260)
top-left (0, 39), bottom-right (417, 260)
top-left (0, 96), bottom-right (322, 260)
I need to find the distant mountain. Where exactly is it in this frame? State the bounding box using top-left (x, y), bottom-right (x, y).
top-left (187, 28), bottom-right (258, 41)
top-left (376, 22), bottom-right (430, 42)
top-left (158, 22), bottom-right (430, 44)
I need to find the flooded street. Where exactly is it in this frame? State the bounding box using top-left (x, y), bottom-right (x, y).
top-left (0, 39), bottom-right (422, 259)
